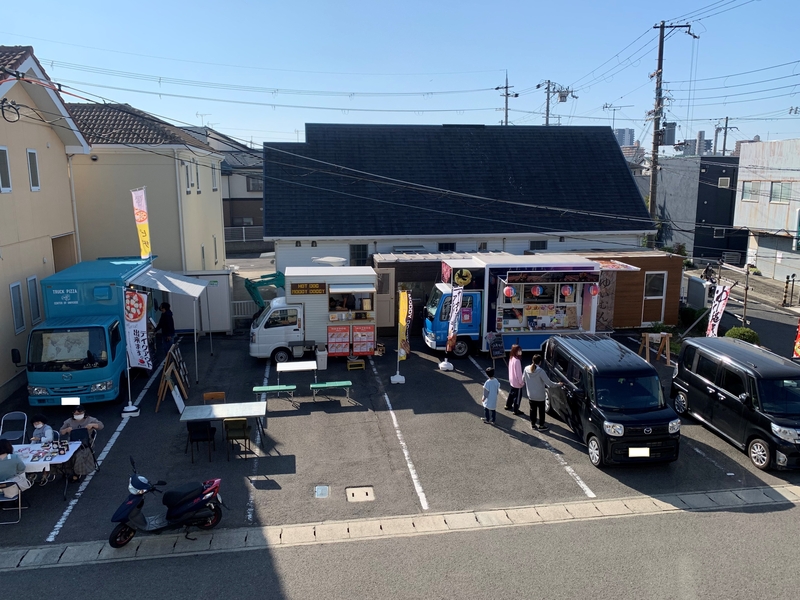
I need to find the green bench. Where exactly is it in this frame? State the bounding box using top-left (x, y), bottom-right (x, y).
top-left (253, 384), bottom-right (296, 400)
top-left (310, 380), bottom-right (352, 401)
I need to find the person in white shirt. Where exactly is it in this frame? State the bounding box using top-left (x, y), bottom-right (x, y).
top-left (523, 354), bottom-right (560, 431)
top-left (482, 367), bottom-right (501, 424)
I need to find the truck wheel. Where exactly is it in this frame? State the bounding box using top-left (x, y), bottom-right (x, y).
top-left (272, 348), bottom-right (291, 364)
top-left (452, 339), bottom-right (471, 358)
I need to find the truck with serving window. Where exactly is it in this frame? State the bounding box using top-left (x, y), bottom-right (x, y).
top-left (249, 266), bottom-right (379, 362)
top-left (423, 254), bottom-right (603, 357)
top-left (12, 257), bottom-right (155, 406)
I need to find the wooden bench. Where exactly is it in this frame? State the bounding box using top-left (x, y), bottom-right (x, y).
top-left (310, 381), bottom-right (352, 401)
top-left (253, 384), bottom-right (297, 400)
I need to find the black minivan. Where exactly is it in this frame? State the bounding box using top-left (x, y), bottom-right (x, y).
top-left (671, 337), bottom-right (800, 470)
top-left (543, 334), bottom-right (681, 467)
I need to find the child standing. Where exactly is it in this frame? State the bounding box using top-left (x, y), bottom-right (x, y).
top-left (482, 367), bottom-right (501, 424)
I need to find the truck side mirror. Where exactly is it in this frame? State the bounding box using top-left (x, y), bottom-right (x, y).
top-left (11, 349), bottom-right (21, 366)
top-left (739, 393), bottom-right (753, 409)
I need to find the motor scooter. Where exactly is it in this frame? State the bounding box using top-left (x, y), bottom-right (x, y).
top-left (108, 457), bottom-right (224, 548)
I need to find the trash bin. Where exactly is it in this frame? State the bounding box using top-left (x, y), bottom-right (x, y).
top-left (316, 346), bottom-right (328, 371)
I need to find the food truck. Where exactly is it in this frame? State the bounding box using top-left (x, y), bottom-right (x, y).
top-left (249, 266), bottom-right (378, 362)
top-left (423, 254), bottom-right (602, 357)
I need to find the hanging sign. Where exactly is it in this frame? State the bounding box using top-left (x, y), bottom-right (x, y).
top-left (131, 187), bottom-right (152, 260)
top-left (125, 290), bottom-right (152, 369)
top-left (706, 285), bottom-right (731, 337)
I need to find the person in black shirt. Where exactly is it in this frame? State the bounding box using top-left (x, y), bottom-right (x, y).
top-left (155, 302), bottom-right (176, 354)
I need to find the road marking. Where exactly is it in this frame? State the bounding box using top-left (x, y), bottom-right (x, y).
top-left (46, 360), bottom-right (165, 543)
top-left (468, 356), bottom-right (595, 498)
top-left (13, 484), bottom-right (798, 570)
top-left (688, 442), bottom-right (743, 483)
top-left (246, 361), bottom-right (270, 524)
top-left (369, 359), bottom-right (429, 511)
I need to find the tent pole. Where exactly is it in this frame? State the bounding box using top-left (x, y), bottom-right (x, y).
top-left (194, 298), bottom-right (199, 383)
top-left (126, 361), bottom-right (132, 403)
top-left (206, 287), bottom-right (213, 356)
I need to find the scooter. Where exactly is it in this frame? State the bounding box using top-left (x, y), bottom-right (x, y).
top-left (108, 457), bottom-right (224, 548)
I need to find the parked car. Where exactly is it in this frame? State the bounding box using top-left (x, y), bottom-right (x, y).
top-left (671, 337), bottom-right (800, 470)
top-left (543, 334), bottom-right (681, 467)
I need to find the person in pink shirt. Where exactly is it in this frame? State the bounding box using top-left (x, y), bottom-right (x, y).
top-left (504, 344), bottom-right (525, 415)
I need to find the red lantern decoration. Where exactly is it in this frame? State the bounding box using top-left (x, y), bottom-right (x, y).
top-left (589, 284), bottom-right (600, 297)
top-left (560, 285), bottom-right (573, 297)
top-left (532, 285), bottom-right (543, 297)
top-left (503, 285), bottom-right (515, 298)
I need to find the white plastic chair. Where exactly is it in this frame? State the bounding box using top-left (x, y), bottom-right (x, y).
top-left (0, 412), bottom-right (27, 444)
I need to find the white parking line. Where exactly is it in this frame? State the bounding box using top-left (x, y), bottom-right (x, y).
top-left (369, 359), bottom-right (429, 510)
top-left (468, 355), bottom-right (596, 498)
top-left (46, 361), bottom-right (165, 543)
top-left (246, 362), bottom-right (269, 524)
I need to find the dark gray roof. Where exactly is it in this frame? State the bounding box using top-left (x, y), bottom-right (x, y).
top-left (65, 103), bottom-right (213, 150)
top-left (262, 124), bottom-right (653, 238)
top-left (0, 45), bottom-right (32, 71)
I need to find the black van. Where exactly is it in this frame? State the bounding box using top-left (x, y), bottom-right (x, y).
top-left (543, 334), bottom-right (681, 467)
top-left (671, 337), bottom-right (800, 471)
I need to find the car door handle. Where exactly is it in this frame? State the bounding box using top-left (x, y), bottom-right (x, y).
top-left (706, 386), bottom-right (716, 395)
top-left (717, 393), bottom-right (725, 401)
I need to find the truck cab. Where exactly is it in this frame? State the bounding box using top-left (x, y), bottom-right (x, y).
top-left (423, 283), bottom-right (482, 358)
top-left (249, 297), bottom-right (305, 362)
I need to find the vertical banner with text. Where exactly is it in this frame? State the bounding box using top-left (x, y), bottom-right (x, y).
top-left (398, 290), bottom-right (412, 360)
top-left (131, 187), bottom-right (152, 260)
top-left (793, 318), bottom-right (800, 359)
top-left (125, 290), bottom-right (152, 370)
top-left (706, 284), bottom-right (731, 337)
top-left (446, 286), bottom-right (464, 353)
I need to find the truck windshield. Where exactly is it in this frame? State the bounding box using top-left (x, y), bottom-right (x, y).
top-left (28, 327), bottom-right (109, 372)
top-left (253, 301), bottom-right (273, 328)
top-left (593, 375), bottom-right (664, 411)
top-left (425, 288), bottom-right (444, 321)
top-left (757, 378), bottom-right (800, 417)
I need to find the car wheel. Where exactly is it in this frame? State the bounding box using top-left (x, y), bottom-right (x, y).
top-left (108, 523), bottom-right (136, 548)
top-left (544, 389), bottom-right (554, 416)
top-left (673, 391), bottom-right (688, 415)
top-left (272, 348), bottom-right (290, 364)
top-left (748, 438), bottom-right (771, 471)
top-left (587, 435), bottom-right (604, 468)
top-left (452, 339), bottom-right (471, 358)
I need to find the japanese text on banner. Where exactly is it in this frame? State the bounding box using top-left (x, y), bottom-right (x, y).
top-left (706, 284), bottom-right (731, 337)
top-left (131, 187), bottom-right (151, 260)
top-left (124, 290), bottom-right (152, 369)
top-left (398, 291), bottom-right (412, 360)
top-left (446, 286), bottom-right (464, 353)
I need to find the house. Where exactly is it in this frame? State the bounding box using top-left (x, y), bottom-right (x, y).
top-left (635, 156), bottom-right (748, 263)
top-left (262, 124), bottom-right (656, 273)
top-left (0, 46), bottom-right (90, 401)
top-left (65, 103), bottom-right (226, 272)
top-left (733, 139), bottom-right (800, 280)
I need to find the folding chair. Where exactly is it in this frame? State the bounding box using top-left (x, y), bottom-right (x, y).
top-left (223, 418), bottom-right (252, 461)
top-left (0, 411), bottom-right (27, 443)
top-left (186, 421), bottom-right (216, 463)
top-left (203, 392), bottom-right (227, 404)
top-left (0, 481), bottom-right (27, 525)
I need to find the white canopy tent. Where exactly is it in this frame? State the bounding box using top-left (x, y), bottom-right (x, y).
top-left (127, 268), bottom-right (210, 383)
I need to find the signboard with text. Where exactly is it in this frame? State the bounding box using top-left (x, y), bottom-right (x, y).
top-left (290, 282), bottom-right (326, 295)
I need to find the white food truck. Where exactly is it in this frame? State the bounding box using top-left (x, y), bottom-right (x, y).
top-left (249, 266), bottom-right (379, 362)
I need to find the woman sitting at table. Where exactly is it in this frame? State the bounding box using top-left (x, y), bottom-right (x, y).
top-left (59, 406), bottom-right (103, 438)
top-left (59, 406), bottom-right (103, 481)
top-left (0, 440), bottom-right (31, 498)
top-left (31, 414), bottom-right (54, 444)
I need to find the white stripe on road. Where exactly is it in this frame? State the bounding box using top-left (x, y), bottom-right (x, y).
top-left (246, 362), bottom-right (269, 524)
top-left (46, 361), bottom-right (165, 543)
top-left (468, 355), bottom-right (596, 498)
top-left (370, 359), bottom-right (429, 511)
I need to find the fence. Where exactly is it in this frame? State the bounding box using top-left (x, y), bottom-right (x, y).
top-left (232, 300), bottom-right (259, 319)
top-left (224, 226), bottom-right (263, 242)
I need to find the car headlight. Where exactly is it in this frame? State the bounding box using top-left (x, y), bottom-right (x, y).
top-left (603, 421), bottom-right (624, 437)
top-left (91, 380), bottom-right (114, 392)
top-left (669, 418), bottom-right (681, 434)
top-left (28, 386), bottom-right (48, 396)
top-left (771, 423), bottom-right (800, 443)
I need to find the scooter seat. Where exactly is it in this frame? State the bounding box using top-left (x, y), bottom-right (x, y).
top-left (162, 482), bottom-right (204, 508)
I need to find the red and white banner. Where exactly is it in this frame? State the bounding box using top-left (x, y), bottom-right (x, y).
top-left (706, 285), bottom-right (731, 337)
top-left (125, 290), bottom-right (152, 369)
top-left (793, 318), bottom-right (800, 359)
top-left (446, 286), bottom-right (464, 353)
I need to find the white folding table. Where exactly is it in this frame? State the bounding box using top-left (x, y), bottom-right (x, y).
top-left (275, 360), bottom-right (318, 385)
top-left (14, 442), bottom-right (83, 499)
top-left (180, 402), bottom-right (267, 450)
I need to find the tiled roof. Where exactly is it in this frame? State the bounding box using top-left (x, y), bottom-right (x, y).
top-left (263, 124), bottom-right (653, 238)
top-left (65, 103), bottom-right (213, 150)
top-left (0, 45), bottom-right (33, 72)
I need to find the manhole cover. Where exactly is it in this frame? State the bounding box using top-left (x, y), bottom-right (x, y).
top-left (345, 486), bottom-right (375, 502)
top-left (314, 485), bottom-right (329, 499)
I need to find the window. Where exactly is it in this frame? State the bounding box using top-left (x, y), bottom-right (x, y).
top-left (478, 242), bottom-right (487, 251)
top-left (530, 240), bottom-right (548, 251)
top-left (194, 160), bottom-right (201, 194)
top-left (770, 181), bottom-right (792, 203)
top-left (211, 163), bottom-right (218, 191)
top-left (713, 228), bottom-right (725, 239)
top-left (695, 354), bottom-right (718, 383)
top-left (644, 272), bottom-right (666, 298)
top-left (741, 181), bottom-right (760, 202)
top-left (681, 345), bottom-right (696, 370)
top-left (718, 177), bottom-right (730, 189)
top-left (440, 295), bottom-right (474, 321)
top-left (27, 149), bottom-right (40, 191)
top-left (350, 244), bottom-right (368, 266)
top-left (27, 276), bottom-right (41, 325)
top-left (246, 176), bottom-right (263, 192)
top-left (554, 349), bottom-right (570, 375)
top-left (719, 367), bottom-right (746, 398)
top-left (109, 321), bottom-right (121, 360)
top-left (438, 243), bottom-right (456, 252)
top-left (265, 309), bottom-right (298, 328)
top-left (183, 161), bottom-right (191, 194)
top-left (0, 146), bottom-right (11, 192)
top-left (232, 217), bottom-right (254, 226)
top-left (10, 282), bottom-right (25, 334)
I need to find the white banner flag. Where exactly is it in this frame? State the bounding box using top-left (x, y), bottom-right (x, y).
top-left (706, 284), bottom-right (731, 337)
top-left (125, 290), bottom-right (152, 369)
top-left (446, 286), bottom-right (464, 353)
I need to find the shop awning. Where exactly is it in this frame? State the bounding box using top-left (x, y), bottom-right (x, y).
top-left (329, 284), bottom-right (376, 294)
top-left (127, 268), bottom-right (208, 298)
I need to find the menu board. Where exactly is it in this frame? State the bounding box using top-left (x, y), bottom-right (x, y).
top-left (327, 325), bottom-right (351, 356)
top-left (352, 325), bottom-right (376, 355)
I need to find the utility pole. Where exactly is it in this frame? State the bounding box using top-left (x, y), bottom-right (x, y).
top-left (648, 20), bottom-right (696, 247)
top-left (536, 80), bottom-right (577, 126)
top-left (720, 116), bottom-right (738, 156)
top-left (495, 71), bottom-right (519, 126)
top-left (603, 103), bottom-right (633, 131)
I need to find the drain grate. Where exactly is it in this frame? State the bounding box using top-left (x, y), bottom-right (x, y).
top-left (345, 486), bottom-right (375, 502)
top-left (314, 485), bottom-right (329, 499)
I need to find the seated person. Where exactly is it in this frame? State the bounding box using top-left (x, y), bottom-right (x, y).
top-left (0, 439), bottom-right (31, 498)
top-left (59, 406), bottom-right (103, 481)
top-left (30, 414), bottom-right (54, 444)
top-left (60, 405), bottom-right (104, 438)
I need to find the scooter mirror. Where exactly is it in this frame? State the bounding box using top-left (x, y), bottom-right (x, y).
top-left (129, 456), bottom-right (136, 472)
top-left (155, 480), bottom-right (167, 486)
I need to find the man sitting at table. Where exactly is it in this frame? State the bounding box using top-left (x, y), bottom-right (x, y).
top-left (0, 439), bottom-right (31, 498)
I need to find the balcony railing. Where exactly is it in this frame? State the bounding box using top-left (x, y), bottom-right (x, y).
top-left (224, 226), bottom-right (263, 242)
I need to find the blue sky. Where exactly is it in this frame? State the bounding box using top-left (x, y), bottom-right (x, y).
top-left (3, 0), bottom-right (797, 151)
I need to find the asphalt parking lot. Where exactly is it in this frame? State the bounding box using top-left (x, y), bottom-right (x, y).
top-left (2, 332), bottom-right (800, 548)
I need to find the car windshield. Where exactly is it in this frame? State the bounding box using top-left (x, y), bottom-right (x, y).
top-left (252, 301), bottom-right (272, 328)
top-left (27, 327), bottom-right (108, 372)
top-left (593, 375), bottom-right (664, 411)
top-left (425, 287), bottom-right (444, 321)
top-left (757, 378), bottom-right (800, 417)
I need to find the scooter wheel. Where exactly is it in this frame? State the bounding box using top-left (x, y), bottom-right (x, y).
top-left (197, 504), bottom-right (223, 530)
top-left (109, 523), bottom-right (136, 548)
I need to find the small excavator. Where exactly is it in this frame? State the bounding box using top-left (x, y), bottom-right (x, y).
top-left (244, 271), bottom-right (285, 321)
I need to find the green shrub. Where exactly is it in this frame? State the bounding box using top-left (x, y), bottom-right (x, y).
top-left (683, 259), bottom-right (695, 269)
top-left (724, 327), bottom-right (760, 345)
top-left (679, 306), bottom-right (697, 328)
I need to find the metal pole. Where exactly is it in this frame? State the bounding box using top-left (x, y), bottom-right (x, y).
top-left (742, 267), bottom-right (750, 324)
top-left (205, 287), bottom-right (213, 356)
top-left (783, 276), bottom-right (790, 306)
top-left (792, 275), bottom-right (797, 307)
top-left (648, 22), bottom-right (666, 248)
top-left (193, 298), bottom-right (199, 383)
top-left (504, 71), bottom-right (509, 126)
top-left (721, 116), bottom-right (729, 157)
top-left (545, 80), bottom-right (551, 126)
